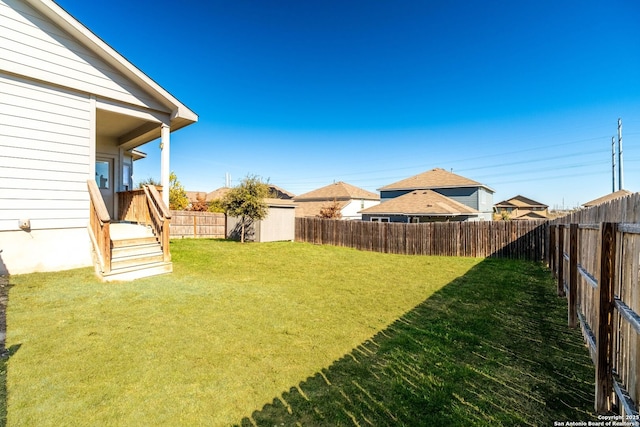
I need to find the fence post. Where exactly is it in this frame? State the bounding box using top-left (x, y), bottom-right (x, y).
top-left (594, 222), bottom-right (617, 413)
top-left (549, 224), bottom-right (556, 276)
top-left (193, 213), bottom-right (197, 238)
top-left (557, 224), bottom-right (565, 297)
top-left (568, 223), bottom-right (578, 328)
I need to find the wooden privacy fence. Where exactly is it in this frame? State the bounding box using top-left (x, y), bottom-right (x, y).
top-left (169, 211), bottom-right (226, 239)
top-left (295, 218), bottom-right (547, 260)
top-left (550, 222), bottom-right (640, 415)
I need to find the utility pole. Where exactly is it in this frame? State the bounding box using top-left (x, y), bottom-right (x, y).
top-left (612, 136), bottom-right (616, 193)
top-left (618, 118), bottom-right (624, 190)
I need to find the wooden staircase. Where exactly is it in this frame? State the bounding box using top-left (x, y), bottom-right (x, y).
top-left (88, 181), bottom-right (172, 282)
top-left (99, 224), bottom-right (172, 281)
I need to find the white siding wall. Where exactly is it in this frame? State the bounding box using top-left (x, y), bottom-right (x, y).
top-left (0, 73), bottom-right (91, 231)
top-left (341, 199), bottom-right (380, 220)
top-left (0, 0), bottom-right (167, 111)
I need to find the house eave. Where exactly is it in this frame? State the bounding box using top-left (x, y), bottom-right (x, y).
top-left (26, 0), bottom-right (198, 130)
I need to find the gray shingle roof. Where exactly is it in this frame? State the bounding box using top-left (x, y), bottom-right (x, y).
top-left (379, 168), bottom-right (494, 193)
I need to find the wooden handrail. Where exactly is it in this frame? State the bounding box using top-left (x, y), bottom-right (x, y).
top-left (87, 179), bottom-right (111, 274)
top-left (87, 179), bottom-right (110, 223)
top-left (143, 185), bottom-right (171, 262)
top-left (147, 185), bottom-right (172, 219)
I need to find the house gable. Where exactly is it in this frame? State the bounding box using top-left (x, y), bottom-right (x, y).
top-left (1, 0), bottom-right (169, 112)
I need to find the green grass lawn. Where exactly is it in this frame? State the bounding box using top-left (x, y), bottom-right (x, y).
top-left (3, 240), bottom-right (594, 426)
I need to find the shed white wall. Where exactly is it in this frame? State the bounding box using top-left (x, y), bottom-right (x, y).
top-left (0, 0), bottom-right (167, 112)
top-left (255, 206), bottom-right (296, 242)
top-left (341, 199), bottom-right (379, 220)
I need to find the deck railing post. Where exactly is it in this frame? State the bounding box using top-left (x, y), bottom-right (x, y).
top-left (595, 222), bottom-right (617, 413)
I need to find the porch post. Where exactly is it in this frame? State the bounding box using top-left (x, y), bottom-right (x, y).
top-left (160, 123), bottom-right (170, 207)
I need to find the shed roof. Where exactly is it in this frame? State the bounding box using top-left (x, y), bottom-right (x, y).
top-left (294, 182), bottom-right (379, 202)
top-left (360, 190), bottom-right (479, 216)
top-left (379, 168), bottom-right (494, 193)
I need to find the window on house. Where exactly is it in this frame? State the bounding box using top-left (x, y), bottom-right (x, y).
top-left (371, 217), bottom-right (390, 223)
top-left (95, 161), bottom-right (110, 189)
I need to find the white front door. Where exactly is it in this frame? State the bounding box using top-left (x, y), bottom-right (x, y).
top-left (95, 157), bottom-right (115, 218)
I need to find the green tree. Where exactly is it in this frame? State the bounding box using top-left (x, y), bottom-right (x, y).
top-left (208, 198), bottom-right (226, 213)
top-left (169, 172), bottom-right (189, 210)
top-left (223, 175), bottom-right (270, 243)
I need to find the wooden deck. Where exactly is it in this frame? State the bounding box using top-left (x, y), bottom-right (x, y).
top-left (88, 181), bottom-right (172, 281)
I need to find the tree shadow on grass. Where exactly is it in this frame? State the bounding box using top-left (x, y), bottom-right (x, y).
top-left (238, 259), bottom-right (595, 427)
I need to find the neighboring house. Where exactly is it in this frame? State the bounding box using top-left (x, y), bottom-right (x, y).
top-left (494, 195), bottom-right (549, 220)
top-left (0, 0), bottom-right (197, 277)
top-left (294, 182), bottom-right (380, 220)
top-left (360, 190), bottom-right (480, 223)
top-left (582, 189), bottom-right (632, 208)
top-left (367, 168), bottom-right (494, 222)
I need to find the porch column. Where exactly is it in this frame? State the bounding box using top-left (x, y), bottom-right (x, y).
top-left (160, 123), bottom-right (170, 207)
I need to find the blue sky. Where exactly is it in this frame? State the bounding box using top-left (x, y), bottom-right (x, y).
top-left (58, 0), bottom-right (640, 209)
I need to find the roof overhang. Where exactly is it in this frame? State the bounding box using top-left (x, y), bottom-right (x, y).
top-left (27, 0), bottom-right (198, 140)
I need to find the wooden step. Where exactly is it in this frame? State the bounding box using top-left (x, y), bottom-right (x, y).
top-left (111, 253), bottom-right (164, 270)
top-left (89, 224), bottom-right (172, 282)
top-left (112, 242), bottom-right (162, 258)
top-left (112, 236), bottom-right (158, 248)
top-left (102, 261), bottom-right (173, 282)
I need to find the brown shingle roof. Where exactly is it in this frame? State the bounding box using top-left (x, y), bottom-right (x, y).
top-left (294, 200), bottom-right (349, 217)
top-left (294, 182), bottom-right (379, 201)
top-left (510, 209), bottom-right (548, 220)
top-left (582, 189), bottom-right (632, 207)
top-left (494, 195), bottom-right (548, 209)
top-left (185, 191), bottom-right (210, 203)
top-left (205, 187), bottom-right (231, 201)
top-left (199, 185), bottom-right (295, 203)
top-left (379, 168), bottom-right (493, 192)
top-left (360, 190), bottom-right (479, 216)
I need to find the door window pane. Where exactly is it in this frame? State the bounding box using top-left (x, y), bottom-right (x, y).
top-left (96, 161), bottom-right (110, 189)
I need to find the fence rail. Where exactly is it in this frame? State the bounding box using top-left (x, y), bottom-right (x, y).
top-left (170, 211), bottom-right (226, 239)
top-left (550, 222), bottom-right (640, 415)
top-left (295, 218), bottom-right (547, 260)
